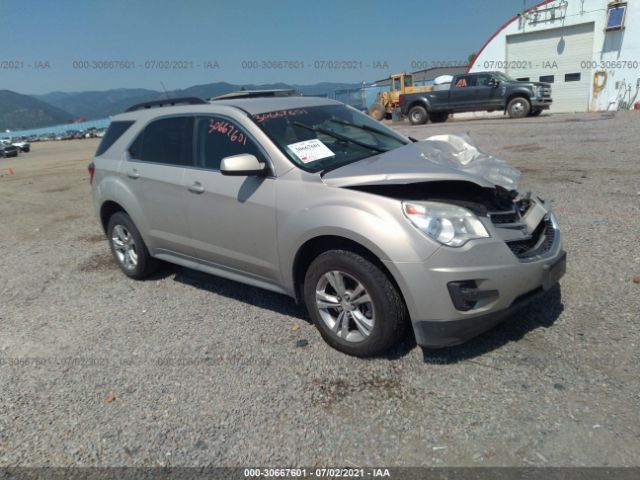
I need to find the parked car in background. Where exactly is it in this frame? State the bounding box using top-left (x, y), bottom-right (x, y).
top-left (0, 143), bottom-right (19, 158)
top-left (91, 96), bottom-right (565, 357)
top-left (1, 139), bottom-right (26, 153)
top-left (399, 71), bottom-right (553, 124)
top-left (11, 138), bottom-right (30, 152)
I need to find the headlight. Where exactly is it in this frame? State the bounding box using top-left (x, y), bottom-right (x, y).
top-left (531, 85), bottom-right (540, 96)
top-left (402, 201), bottom-right (490, 247)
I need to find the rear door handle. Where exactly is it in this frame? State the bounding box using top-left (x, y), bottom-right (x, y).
top-left (127, 169), bottom-right (140, 179)
top-left (187, 181), bottom-right (205, 194)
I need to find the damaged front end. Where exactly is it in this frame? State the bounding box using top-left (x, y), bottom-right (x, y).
top-left (323, 134), bottom-right (559, 261)
top-left (347, 180), bottom-right (559, 262)
top-left (320, 134), bottom-right (565, 347)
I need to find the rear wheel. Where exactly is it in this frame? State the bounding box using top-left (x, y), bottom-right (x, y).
top-left (408, 105), bottom-right (429, 125)
top-left (369, 103), bottom-right (385, 121)
top-left (107, 212), bottom-right (157, 279)
top-left (303, 250), bottom-right (408, 357)
top-left (430, 112), bottom-right (449, 123)
top-left (507, 97), bottom-right (531, 119)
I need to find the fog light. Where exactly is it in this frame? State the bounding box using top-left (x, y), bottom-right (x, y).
top-left (447, 281), bottom-right (499, 311)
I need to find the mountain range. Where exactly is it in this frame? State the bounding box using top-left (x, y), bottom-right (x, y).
top-left (0, 90), bottom-right (74, 131)
top-left (0, 81), bottom-right (361, 131)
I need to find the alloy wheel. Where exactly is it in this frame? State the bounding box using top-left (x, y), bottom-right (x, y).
top-left (315, 270), bottom-right (375, 343)
top-left (111, 224), bottom-right (138, 270)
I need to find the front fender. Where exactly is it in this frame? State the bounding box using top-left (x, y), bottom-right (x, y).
top-left (276, 183), bottom-right (440, 293)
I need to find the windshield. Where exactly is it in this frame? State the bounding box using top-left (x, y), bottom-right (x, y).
top-left (252, 104), bottom-right (409, 173)
top-left (494, 72), bottom-right (516, 82)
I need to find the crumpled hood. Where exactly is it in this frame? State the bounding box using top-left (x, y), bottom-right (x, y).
top-left (322, 137), bottom-right (520, 190)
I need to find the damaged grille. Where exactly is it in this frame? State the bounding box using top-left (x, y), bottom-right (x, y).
top-left (489, 201), bottom-right (556, 260)
top-left (488, 207), bottom-right (519, 224)
top-left (504, 218), bottom-right (555, 259)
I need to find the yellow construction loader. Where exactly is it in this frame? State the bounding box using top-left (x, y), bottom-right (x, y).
top-left (369, 72), bottom-right (433, 121)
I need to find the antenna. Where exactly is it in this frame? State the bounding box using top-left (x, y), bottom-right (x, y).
top-left (160, 82), bottom-right (170, 99)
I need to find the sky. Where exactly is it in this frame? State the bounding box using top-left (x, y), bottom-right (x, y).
top-left (1, 0), bottom-right (530, 94)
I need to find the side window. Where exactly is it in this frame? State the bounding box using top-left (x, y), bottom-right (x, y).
top-left (195, 117), bottom-right (263, 170)
top-left (96, 121), bottom-right (134, 156)
top-left (476, 74), bottom-right (493, 87)
top-left (393, 78), bottom-right (401, 91)
top-left (128, 116), bottom-right (194, 166)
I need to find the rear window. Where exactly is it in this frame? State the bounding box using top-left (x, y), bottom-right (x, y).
top-left (95, 121), bottom-right (134, 156)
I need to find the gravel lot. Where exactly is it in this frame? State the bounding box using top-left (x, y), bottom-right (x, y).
top-left (1, 112), bottom-right (639, 467)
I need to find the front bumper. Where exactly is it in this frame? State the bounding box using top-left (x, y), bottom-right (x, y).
top-left (414, 250), bottom-right (565, 347)
top-left (532, 97), bottom-right (553, 110)
top-left (384, 217), bottom-right (565, 348)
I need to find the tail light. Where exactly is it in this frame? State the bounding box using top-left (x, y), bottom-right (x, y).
top-left (88, 161), bottom-right (95, 185)
top-left (398, 95), bottom-right (404, 108)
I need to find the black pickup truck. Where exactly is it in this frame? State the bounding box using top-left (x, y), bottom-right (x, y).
top-left (398, 71), bottom-right (553, 125)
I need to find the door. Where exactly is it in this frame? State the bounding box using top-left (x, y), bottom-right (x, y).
top-left (449, 75), bottom-right (478, 111)
top-left (506, 22), bottom-right (595, 112)
top-left (123, 116), bottom-right (194, 256)
top-left (183, 116), bottom-right (279, 282)
top-left (474, 73), bottom-right (504, 109)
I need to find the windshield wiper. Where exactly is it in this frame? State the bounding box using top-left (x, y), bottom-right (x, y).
top-left (328, 117), bottom-right (405, 143)
top-left (293, 121), bottom-right (388, 154)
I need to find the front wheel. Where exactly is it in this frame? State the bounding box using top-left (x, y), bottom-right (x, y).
top-left (507, 97), bottom-right (531, 119)
top-left (107, 212), bottom-right (158, 279)
top-left (303, 250), bottom-right (409, 357)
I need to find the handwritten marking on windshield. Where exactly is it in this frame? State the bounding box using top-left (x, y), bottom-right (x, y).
top-left (254, 109), bottom-right (308, 123)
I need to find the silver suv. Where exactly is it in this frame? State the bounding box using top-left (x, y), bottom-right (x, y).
top-left (90, 96), bottom-right (565, 357)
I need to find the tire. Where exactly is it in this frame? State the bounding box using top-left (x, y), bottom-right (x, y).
top-left (507, 97), bottom-right (531, 119)
top-left (369, 103), bottom-right (385, 121)
top-left (530, 109), bottom-right (543, 117)
top-left (430, 112), bottom-right (449, 123)
top-left (303, 250), bottom-right (409, 357)
top-left (107, 212), bottom-right (158, 279)
top-left (408, 105), bottom-right (429, 125)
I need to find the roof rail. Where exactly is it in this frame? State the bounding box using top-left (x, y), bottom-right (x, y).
top-left (125, 97), bottom-right (207, 112)
top-left (209, 89), bottom-right (299, 101)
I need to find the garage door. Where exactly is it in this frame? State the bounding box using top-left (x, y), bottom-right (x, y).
top-left (506, 22), bottom-right (594, 113)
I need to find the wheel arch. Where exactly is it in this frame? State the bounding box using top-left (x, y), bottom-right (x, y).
top-left (291, 235), bottom-right (406, 309)
top-left (407, 98), bottom-right (430, 113)
top-left (99, 200), bottom-right (129, 233)
top-left (504, 92), bottom-right (532, 111)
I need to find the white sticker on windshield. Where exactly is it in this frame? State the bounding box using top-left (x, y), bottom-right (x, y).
top-left (286, 139), bottom-right (335, 163)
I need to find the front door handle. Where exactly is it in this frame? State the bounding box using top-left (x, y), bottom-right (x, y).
top-left (187, 181), bottom-right (205, 194)
top-left (127, 169), bottom-right (140, 179)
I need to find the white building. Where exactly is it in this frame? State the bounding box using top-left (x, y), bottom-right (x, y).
top-left (470, 0), bottom-right (640, 112)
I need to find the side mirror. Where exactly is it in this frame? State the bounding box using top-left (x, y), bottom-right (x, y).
top-left (220, 154), bottom-right (267, 176)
